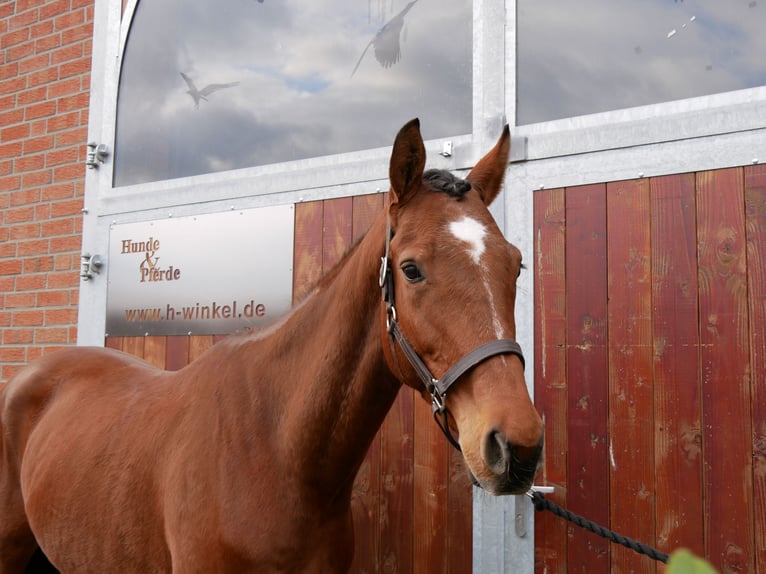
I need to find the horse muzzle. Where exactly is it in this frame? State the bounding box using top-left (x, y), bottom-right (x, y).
top-left (471, 430), bottom-right (544, 495)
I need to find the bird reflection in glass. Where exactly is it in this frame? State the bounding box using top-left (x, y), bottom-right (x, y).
top-left (180, 72), bottom-right (240, 109)
top-left (351, 0), bottom-right (420, 77)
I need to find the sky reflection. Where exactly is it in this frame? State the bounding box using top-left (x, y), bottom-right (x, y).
top-left (517, 0), bottom-right (765, 124)
top-left (113, 0), bottom-right (472, 186)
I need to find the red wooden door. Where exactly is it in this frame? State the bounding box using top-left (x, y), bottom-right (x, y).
top-left (533, 165), bottom-right (766, 573)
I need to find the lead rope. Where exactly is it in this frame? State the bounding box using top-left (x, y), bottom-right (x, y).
top-left (527, 490), bottom-right (669, 563)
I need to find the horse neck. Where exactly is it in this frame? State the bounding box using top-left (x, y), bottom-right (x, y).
top-left (234, 212), bottom-right (400, 501)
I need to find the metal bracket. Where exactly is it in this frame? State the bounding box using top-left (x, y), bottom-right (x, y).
top-left (515, 485), bottom-right (555, 538)
top-left (80, 253), bottom-right (103, 281)
top-left (86, 142), bottom-right (109, 169)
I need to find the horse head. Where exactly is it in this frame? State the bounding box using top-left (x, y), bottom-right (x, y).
top-left (381, 118), bottom-right (543, 495)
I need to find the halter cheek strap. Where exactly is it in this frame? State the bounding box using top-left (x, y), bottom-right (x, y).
top-left (379, 213), bottom-right (526, 452)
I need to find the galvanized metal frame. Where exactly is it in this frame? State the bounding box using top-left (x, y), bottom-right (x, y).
top-left (81, 1), bottom-right (765, 572)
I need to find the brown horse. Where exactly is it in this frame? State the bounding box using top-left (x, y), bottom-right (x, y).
top-left (0, 119), bottom-right (543, 573)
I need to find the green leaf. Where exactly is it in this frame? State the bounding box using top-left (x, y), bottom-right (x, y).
top-left (666, 549), bottom-right (718, 574)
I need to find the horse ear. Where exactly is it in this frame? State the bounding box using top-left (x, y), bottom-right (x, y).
top-left (389, 118), bottom-right (426, 206)
top-left (466, 125), bottom-right (511, 206)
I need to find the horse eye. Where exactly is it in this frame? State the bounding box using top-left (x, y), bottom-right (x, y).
top-left (401, 263), bottom-right (424, 282)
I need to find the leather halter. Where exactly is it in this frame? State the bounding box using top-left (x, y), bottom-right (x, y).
top-left (379, 214), bottom-right (526, 451)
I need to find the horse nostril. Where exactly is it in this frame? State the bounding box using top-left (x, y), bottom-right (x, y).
top-left (483, 430), bottom-right (512, 475)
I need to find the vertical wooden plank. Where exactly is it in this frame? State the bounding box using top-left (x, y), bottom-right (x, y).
top-left (122, 336), bottom-right (145, 359)
top-left (165, 335), bottom-right (190, 371)
top-left (565, 183), bottom-right (609, 572)
top-left (606, 179), bottom-right (655, 574)
top-left (188, 335), bottom-right (214, 362)
top-left (744, 165), bottom-right (766, 574)
top-left (322, 197), bottom-right (354, 270)
top-left (104, 336), bottom-right (124, 351)
top-left (143, 336), bottom-right (167, 368)
top-left (380, 387), bottom-right (415, 574)
top-left (350, 192), bottom-right (385, 574)
top-left (293, 201), bottom-right (324, 302)
top-left (533, 188), bottom-right (568, 574)
top-left (446, 444), bottom-right (472, 574)
top-left (697, 168), bottom-right (754, 572)
top-left (650, 174), bottom-right (705, 556)
top-left (413, 397), bottom-right (448, 574)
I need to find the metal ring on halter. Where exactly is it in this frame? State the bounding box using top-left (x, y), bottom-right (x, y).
top-left (385, 304), bottom-right (397, 333)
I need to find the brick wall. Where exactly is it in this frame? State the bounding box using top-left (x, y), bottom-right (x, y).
top-left (0, 0), bottom-right (94, 383)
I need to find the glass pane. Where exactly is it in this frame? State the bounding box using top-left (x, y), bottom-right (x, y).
top-left (114, 0), bottom-right (472, 187)
top-left (517, 0), bottom-right (766, 125)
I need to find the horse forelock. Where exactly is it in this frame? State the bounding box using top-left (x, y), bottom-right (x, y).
top-left (423, 169), bottom-right (471, 199)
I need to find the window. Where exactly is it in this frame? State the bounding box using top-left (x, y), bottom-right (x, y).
top-left (113, 0), bottom-right (472, 186)
top-left (517, 0), bottom-right (765, 125)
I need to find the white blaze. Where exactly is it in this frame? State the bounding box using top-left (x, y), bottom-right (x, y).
top-left (449, 216), bottom-right (507, 339)
top-left (449, 216), bottom-right (486, 264)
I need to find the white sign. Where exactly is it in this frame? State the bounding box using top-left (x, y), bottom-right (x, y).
top-left (106, 205), bottom-right (294, 336)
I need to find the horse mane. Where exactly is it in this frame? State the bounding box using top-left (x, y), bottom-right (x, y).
top-left (423, 169), bottom-right (471, 199)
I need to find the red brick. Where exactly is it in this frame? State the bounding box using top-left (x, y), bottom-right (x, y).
top-left (0, 62), bottom-right (19, 80)
top-left (17, 86), bottom-right (48, 105)
top-left (49, 235), bottom-right (80, 252)
top-left (23, 255), bottom-right (54, 273)
top-left (3, 327), bottom-right (33, 345)
top-left (35, 326), bottom-right (68, 343)
top-left (56, 91), bottom-right (88, 112)
top-left (10, 8), bottom-right (41, 31)
top-left (52, 163), bottom-right (82, 181)
top-left (35, 32), bottom-right (61, 53)
top-left (46, 146), bottom-right (78, 166)
top-left (6, 292), bottom-right (36, 308)
top-left (54, 127), bottom-right (86, 147)
top-left (51, 43), bottom-right (83, 66)
top-left (53, 253), bottom-right (75, 270)
top-left (0, 142), bottom-right (23, 159)
top-left (46, 109), bottom-right (78, 131)
top-left (4, 205), bottom-right (35, 223)
top-left (1, 29), bottom-right (31, 49)
top-left (59, 56), bottom-right (91, 78)
top-left (10, 222), bottom-right (41, 240)
top-left (16, 0), bottom-right (48, 12)
top-left (0, 347), bottom-right (26, 363)
top-left (23, 135), bottom-right (55, 154)
top-left (17, 239), bottom-right (49, 256)
top-left (61, 22), bottom-right (91, 45)
top-left (25, 100), bottom-right (57, 120)
top-left (14, 153), bottom-right (45, 172)
top-left (45, 308), bottom-right (77, 325)
top-left (0, 76), bottom-right (27, 95)
top-left (21, 169), bottom-right (52, 187)
top-left (0, 107), bottom-right (24, 125)
top-left (11, 188), bottom-right (41, 206)
top-left (0, 94), bottom-right (17, 111)
top-left (42, 217), bottom-right (74, 236)
top-left (0, 2), bottom-right (15, 17)
top-left (29, 67), bottom-right (58, 87)
top-left (29, 119), bottom-right (47, 136)
top-left (0, 259), bottom-right (22, 275)
top-left (0, 122), bottom-right (30, 140)
top-left (31, 20), bottom-right (54, 39)
top-left (35, 202), bottom-right (50, 219)
top-left (72, 0), bottom-right (93, 9)
top-left (55, 9), bottom-right (85, 31)
top-left (0, 310), bottom-right (12, 326)
top-left (47, 271), bottom-right (79, 288)
top-left (7, 41), bottom-right (36, 62)
top-left (18, 53), bottom-right (50, 74)
top-left (0, 243), bottom-right (17, 258)
top-left (48, 76), bottom-right (79, 97)
top-left (15, 272), bottom-right (47, 291)
top-left (12, 309), bottom-right (44, 327)
top-left (41, 182), bottom-right (74, 200)
top-left (37, 289), bottom-right (70, 306)
top-left (2, 363), bottom-right (28, 382)
top-left (0, 175), bottom-right (21, 192)
top-left (40, 0), bottom-right (71, 20)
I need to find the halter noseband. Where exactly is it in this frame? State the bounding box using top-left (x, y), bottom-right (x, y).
top-left (379, 213), bottom-right (526, 452)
